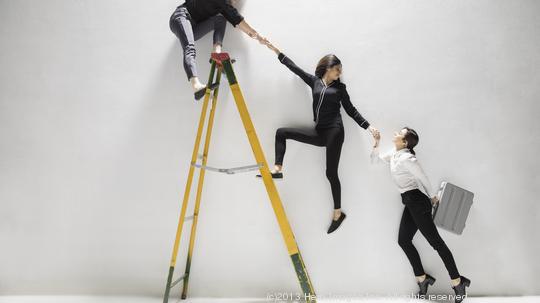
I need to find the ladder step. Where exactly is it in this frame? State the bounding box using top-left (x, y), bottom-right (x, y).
top-left (191, 163), bottom-right (263, 175)
top-left (170, 273), bottom-right (188, 288)
top-left (184, 215), bottom-right (194, 222)
top-left (208, 58), bottom-right (236, 64)
top-left (207, 82), bottom-right (219, 91)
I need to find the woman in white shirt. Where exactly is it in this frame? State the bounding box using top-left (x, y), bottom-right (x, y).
top-left (372, 127), bottom-right (470, 302)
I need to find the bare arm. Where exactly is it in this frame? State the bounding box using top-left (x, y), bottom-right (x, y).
top-left (370, 147), bottom-right (393, 164)
top-left (236, 20), bottom-right (267, 45)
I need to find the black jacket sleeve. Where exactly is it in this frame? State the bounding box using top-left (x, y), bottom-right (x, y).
top-left (278, 53), bottom-right (317, 88)
top-left (340, 84), bottom-right (370, 129)
top-left (221, 3), bottom-right (244, 26)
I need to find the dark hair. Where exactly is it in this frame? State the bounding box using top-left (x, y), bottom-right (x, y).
top-left (403, 127), bottom-right (419, 155)
top-left (315, 54), bottom-right (342, 78)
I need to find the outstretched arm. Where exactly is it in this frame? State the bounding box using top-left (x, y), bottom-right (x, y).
top-left (220, 4), bottom-right (267, 47)
top-left (237, 20), bottom-right (264, 42)
top-left (370, 147), bottom-right (393, 164)
top-left (341, 85), bottom-right (370, 129)
top-left (264, 42), bottom-right (317, 88)
top-left (341, 85), bottom-right (380, 143)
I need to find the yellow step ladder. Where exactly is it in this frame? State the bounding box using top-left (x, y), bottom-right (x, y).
top-left (163, 52), bottom-right (316, 303)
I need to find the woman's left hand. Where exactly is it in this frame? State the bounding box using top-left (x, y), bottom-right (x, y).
top-left (256, 34), bottom-right (269, 45)
top-left (431, 196), bottom-right (439, 206)
top-left (265, 41), bottom-right (280, 55)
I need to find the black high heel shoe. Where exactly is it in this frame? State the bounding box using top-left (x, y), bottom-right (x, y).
top-left (417, 274), bottom-right (436, 297)
top-left (452, 276), bottom-right (471, 303)
top-left (327, 212), bottom-right (346, 234)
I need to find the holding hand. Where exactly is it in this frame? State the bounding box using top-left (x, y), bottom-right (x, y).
top-left (369, 126), bottom-right (380, 148)
top-left (248, 32), bottom-right (270, 46)
top-left (263, 39), bottom-right (280, 55)
top-left (257, 35), bottom-right (269, 45)
top-left (247, 31), bottom-right (258, 40)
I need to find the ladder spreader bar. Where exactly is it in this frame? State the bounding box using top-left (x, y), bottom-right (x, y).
top-left (190, 163), bottom-right (263, 174)
top-left (170, 274), bottom-right (187, 289)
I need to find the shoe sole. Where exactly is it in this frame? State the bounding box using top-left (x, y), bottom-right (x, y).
top-left (327, 215), bottom-right (346, 234)
top-left (255, 176), bottom-right (283, 181)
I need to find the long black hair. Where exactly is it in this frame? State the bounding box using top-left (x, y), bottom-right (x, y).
top-left (403, 127), bottom-right (419, 155)
top-left (315, 54), bottom-right (342, 79)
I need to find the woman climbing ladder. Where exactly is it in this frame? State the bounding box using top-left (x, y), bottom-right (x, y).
top-left (169, 0), bottom-right (267, 100)
top-left (257, 41), bottom-right (380, 234)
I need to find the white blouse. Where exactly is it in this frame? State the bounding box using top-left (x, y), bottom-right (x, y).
top-left (371, 147), bottom-right (435, 198)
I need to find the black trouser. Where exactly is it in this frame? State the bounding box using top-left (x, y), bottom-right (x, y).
top-left (398, 189), bottom-right (460, 280)
top-left (169, 6), bottom-right (227, 80)
top-left (275, 126), bottom-right (344, 209)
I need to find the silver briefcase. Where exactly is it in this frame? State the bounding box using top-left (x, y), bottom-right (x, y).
top-left (432, 182), bottom-right (474, 235)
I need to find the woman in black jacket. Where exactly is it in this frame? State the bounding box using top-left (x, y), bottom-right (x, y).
top-left (258, 42), bottom-right (380, 234)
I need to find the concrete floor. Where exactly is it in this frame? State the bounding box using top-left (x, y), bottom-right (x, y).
top-left (0, 296), bottom-right (539, 303)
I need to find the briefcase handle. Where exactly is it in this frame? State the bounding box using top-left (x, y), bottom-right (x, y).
top-left (432, 184), bottom-right (444, 219)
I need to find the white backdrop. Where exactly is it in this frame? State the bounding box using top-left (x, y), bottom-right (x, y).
top-left (1, 0), bottom-right (539, 298)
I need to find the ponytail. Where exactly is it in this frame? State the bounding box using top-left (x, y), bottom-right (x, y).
top-left (403, 127), bottom-right (419, 155)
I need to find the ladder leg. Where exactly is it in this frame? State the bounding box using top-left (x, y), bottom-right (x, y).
top-left (163, 63), bottom-right (218, 303)
top-left (221, 60), bottom-right (317, 302)
top-left (181, 69), bottom-right (222, 299)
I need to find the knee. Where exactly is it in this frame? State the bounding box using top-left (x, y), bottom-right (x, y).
top-left (398, 236), bottom-right (412, 248)
top-left (325, 168), bottom-right (339, 182)
top-left (428, 237), bottom-right (447, 251)
top-left (276, 128), bottom-right (288, 140)
top-left (170, 12), bottom-right (187, 29)
top-left (215, 14), bottom-right (227, 27)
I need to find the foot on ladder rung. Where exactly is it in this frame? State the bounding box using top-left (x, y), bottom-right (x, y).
top-left (191, 163), bottom-right (263, 174)
top-left (170, 273), bottom-right (188, 288)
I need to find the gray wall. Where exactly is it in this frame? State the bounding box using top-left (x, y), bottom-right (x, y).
top-left (1, 0), bottom-right (539, 298)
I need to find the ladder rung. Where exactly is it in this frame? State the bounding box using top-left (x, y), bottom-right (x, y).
top-left (208, 58), bottom-right (236, 64)
top-left (191, 163), bottom-right (263, 175)
top-left (170, 273), bottom-right (188, 288)
top-left (184, 215), bottom-right (194, 222)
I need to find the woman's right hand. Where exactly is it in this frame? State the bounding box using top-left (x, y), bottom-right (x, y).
top-left (369, 126), bottom-right (380, 148)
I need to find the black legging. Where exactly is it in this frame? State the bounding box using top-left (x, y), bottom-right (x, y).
top-left (275, 126), bottom-right (344, 209)
top-left (398, 189), bottom-right (460, 280)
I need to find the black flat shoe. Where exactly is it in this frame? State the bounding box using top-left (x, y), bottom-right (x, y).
top-left (194, 87), bottom-right (206, 100)
top-left (417, 274), bottom-right (436, 297)
top-left (194, 83), bottom-right (219, 100)
top-left (452, 276), bottom-right (471, 303)
top-left (327, 212), bottom-right (346, 234)
top-left (256, 171), bottom-right (283, 179)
